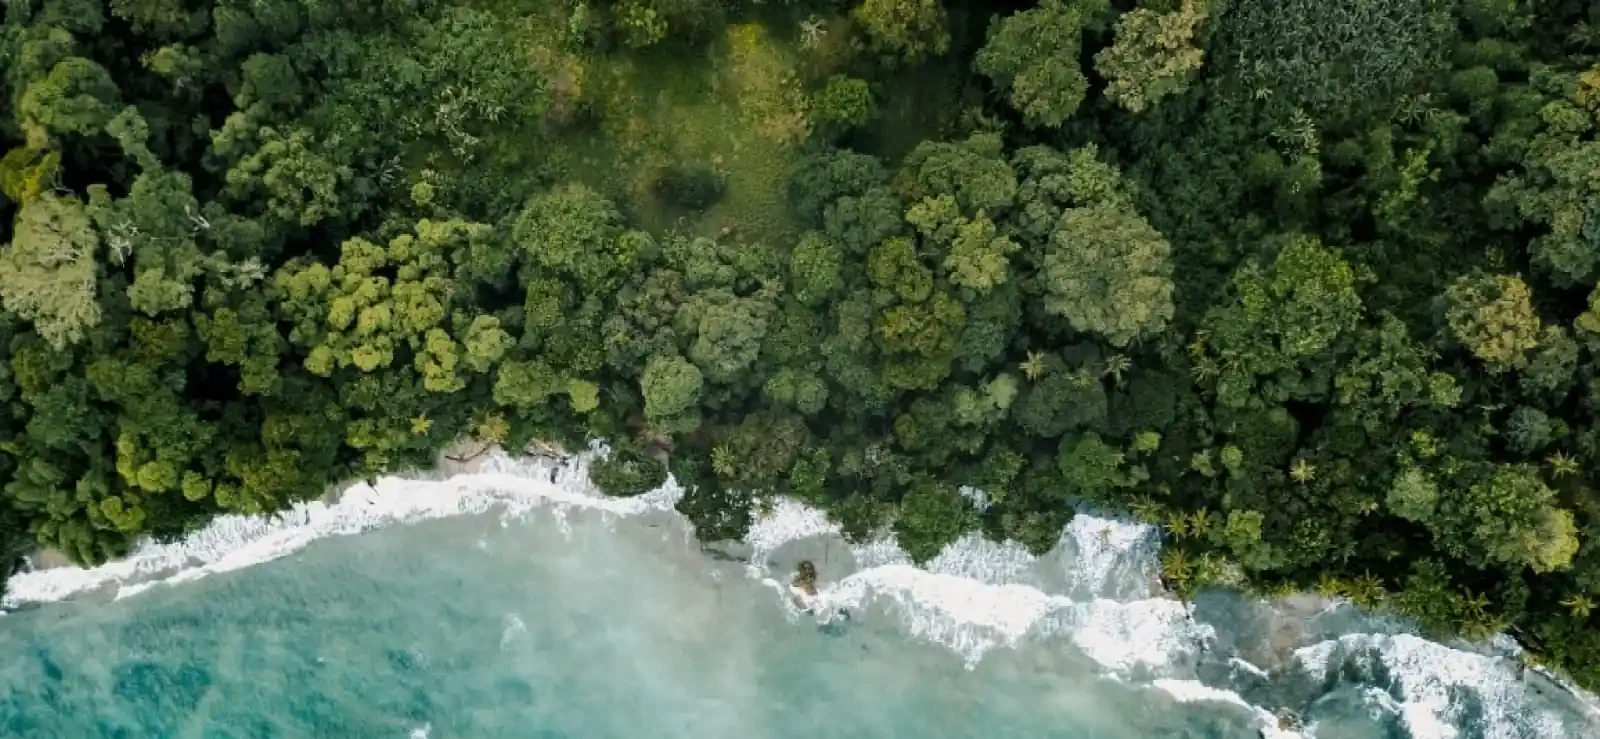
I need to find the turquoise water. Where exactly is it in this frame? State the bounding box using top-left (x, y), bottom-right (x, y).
top-left (0, 514), bottom-right (1260, 738)
top-left (0, 462), bottom-right (1595, 738)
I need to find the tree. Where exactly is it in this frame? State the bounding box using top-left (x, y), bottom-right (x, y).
top-left (641, 354), bottom-right (703, 431)
top-left (1388, 464), bottom-right (1439, 522)
top-left (0, 194), bottom-right (101, 349)
top-left (222, 126), bottom-right (351, 228)
top-left (1057, 432), bottom-right (1132, 503)
top-left (679, 289), bottom-right (772, 384)
top-left (811, 75), bottom-right (875, 129)
top-left (851, 0), bottom-right (950, 62)
top-left (1094, 0), bottom-right (1209, 114)
top-left (867, 236), bottom-right (932, 302)
top-left (513, 183), bottom-right (636, 293)
top-left (1009, 144), bottom-right (1136, 244)
top-left (877, 290), bottom-right (965, 391)
top-left (494, 360), bottom-right (565, 411)
top-left (1197, 235), bottom-right (1361, 406)
top-left (86, 169), bottom-right (205, 316)
top-left (461, 315), bottom-right (512, 374)
top-left (1041, 202), bottom-right (1174, 347)
top-left (194, 296), bottom-right (285, 396)
top-left (1434, 465), bottom-right (1578, 574)
top-left (1013, 357), bottom-right (1108, 438)
top-left (591, 444), bottom-right (667, 497)
top-left (272, 219), bottom-right (485, 388)
top-left (109, 0), bottom-right (210, 39)
top-left (897, 133), bottom-right (1017, 215)
top-left (1442, 273), bottom-right (1540, 373)
top-left (894, 475), bottom-right (977, 563)
top-left (789, 232), bottom-right (843, 306)
top-left (0, 147), bottom-right (61, 202)
top-left (17, 57), bottom-right (119, 144)
top-left (942, 215), bottom-right (1018, 293)
top-left (764, 368), bottom-right (828, 416)
top-left (788, 149), bottom-right (889, 225)
top-left (1485, 71), bottom-right (1600, 284)
top-left (1333, 315), bottom-right (1460, 431)
top-left (975, 0), bottom-right (1107, 128)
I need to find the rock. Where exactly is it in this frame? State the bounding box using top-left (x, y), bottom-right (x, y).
top-left (793, 560), bottom-right (819, 597)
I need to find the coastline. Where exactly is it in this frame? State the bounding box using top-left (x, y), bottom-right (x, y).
top-left (3, 443), bottom-right (1597, 735)
top-left (15, 438), bottom-right (514, 578)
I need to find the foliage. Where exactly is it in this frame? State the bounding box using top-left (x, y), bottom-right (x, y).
top-left (0, 194), bottom-right (100, 349)
top-left (1041, 202), bottom-right (1174, 347)
top-left (1094, 0), bottom-right (1209, 114)
top-left (852, 0), bottom-right (950, 62)
top-left (975, 0), bottom-right (1107, 128)
top-left (1213, 0), bottom-right (1455, 115)
top-left (811, 75), bottom-right (876, 130)
top-left (1442, 273), bottom-right (1540, 373)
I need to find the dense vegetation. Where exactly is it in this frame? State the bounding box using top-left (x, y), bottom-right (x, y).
top-left (5, 0), bottom-right (1600, 685)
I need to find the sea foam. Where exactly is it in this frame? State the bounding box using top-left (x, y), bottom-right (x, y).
top-left (745, 497), bottom-right (1213, 675)
top-left (1295, 632), bottom-right (1569, 739)
top-left (2, 448), bottom-right (679, 608)
top-left (1152, 679), bottom-right (1302, 739)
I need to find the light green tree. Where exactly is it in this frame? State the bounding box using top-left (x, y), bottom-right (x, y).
top-left (1094, 0), bottom-right (1209, 113)
top-left (0, 194), bottom-right (102, 349)
top-left (1443, 273), bottom-right (1540, 372)
top-left (1041, 203), bottom-right (1174, 347)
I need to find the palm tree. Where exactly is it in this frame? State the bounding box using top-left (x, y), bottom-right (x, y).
top-left (1160, 548), bottom-right (1192, 585)
top-left (1549, 451), bottom-right (1580, 478)
top-left (1163, 513), bottom-right (1190, 539)
top-left (1347, 571), bottom-right (1385, 609)
top-left (1561, 594), bottom-right (1595, 620)
top-left (1101, 353), bottom-right (1132, 385)
top-left (1290, 458), bottom-right (1316, 484)
top-left (1020, 351), bottom-right (1048, 380)
top-left (711, 445), bottom-right (737, 479)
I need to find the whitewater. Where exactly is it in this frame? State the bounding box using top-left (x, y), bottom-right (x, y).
top-left (0, 447), bottom-right (1596, 738)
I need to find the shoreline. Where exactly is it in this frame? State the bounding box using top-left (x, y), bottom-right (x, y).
top-left (5, 443), bottom-right (1598, 733)
top-left (15, 438), bottom-right (523, 578)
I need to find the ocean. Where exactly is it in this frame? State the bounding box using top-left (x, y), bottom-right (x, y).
top-left (0, 450), bottom-right (1594, 738)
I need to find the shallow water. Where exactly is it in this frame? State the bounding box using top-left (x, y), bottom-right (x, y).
top-left (0, 453), bottom-right (1595, 738)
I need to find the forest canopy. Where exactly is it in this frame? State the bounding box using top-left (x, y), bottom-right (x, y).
top-left (7, 0), bottom-right (1600, 688)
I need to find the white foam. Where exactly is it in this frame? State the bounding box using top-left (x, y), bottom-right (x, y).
top-left (736, 497), bottom-right (1207, 673)
top-left (501, 613), bottom-right (527, 649)
top-left (1295, 633), bottom-right (1569, 739)
top-left (1230, 657), bottom-right (1270, 679)
top-left (849, 535), bottom-right (913, 569)
top-left (1152, 679), bottom-right (1302, 738)
top-left (922, 533), bottom-right (1036, 585)
top-left (1063, 598), bottom-right (1210, 673)
top-left (1059, 514), bottom-right (1159, 599)
top-left (743, 497), bottom-right (839, 563)
top-left (810, 564), bottom-right (1059, 666)
top-left (803, 560), bottom-right (1207, 672)
top-left (3, 451), bottom-right (681, 607)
